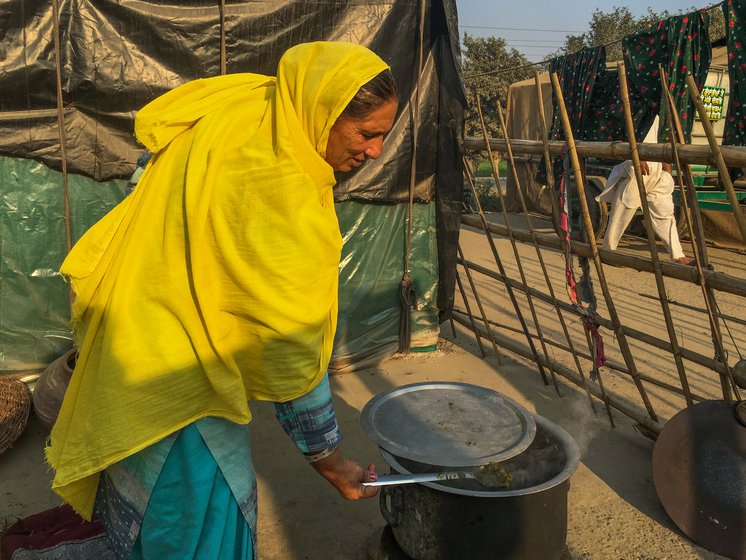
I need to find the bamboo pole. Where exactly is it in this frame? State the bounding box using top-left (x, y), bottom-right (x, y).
top-left (472, 95), bottom-right (554, 389)
top-left (638, 292), bottom-right (746, 327)
top-left (550, 71), bottom-right (658, 422)
top-left (462, 138), bottom-right (746, 168)
top-left (534, 72), bottom-right (556, 192)
top-left (218, 0), bottom-right (227, 75)
top-left (667, 72), bottom-right (739, 400)
top-left (686, 74), bottom-right (746, 245)
top-left (457, 255), bottom-right (734, 378)
top-left (534, 71), bottom-right (607, 416)
top-left (457, 244), bottom-right (504, 362)
top-left (498, 92), bottom-right (597, 412)
top-left (656, 67), bottom-right (702, 271)
top-left (452, 308), bottom-right (712, 403)
top-left (451, 312), bottom-right (663, 436)
top-left (455, 269), bottom-right (487, 358)
top-left (460, 213), bottom-right (746, 298)
top-left (617, 62), bottom-right (692, 406)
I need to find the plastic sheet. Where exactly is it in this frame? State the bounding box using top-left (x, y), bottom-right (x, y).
top-left (331, 201), bottom-right (440, 373)
top-left (0, 156), bottom-right (125, 371)
top-left (0, 0), bottom-right (466, 371)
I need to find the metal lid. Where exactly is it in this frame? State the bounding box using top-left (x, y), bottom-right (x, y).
top-left (361, 382), bottom-right (536, 467)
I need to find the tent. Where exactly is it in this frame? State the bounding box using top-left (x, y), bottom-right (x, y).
top-left (0, 0), bottom-right (466, 372)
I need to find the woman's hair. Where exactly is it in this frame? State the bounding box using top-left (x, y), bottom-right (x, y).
top-left (340, 69), bottom-right (398, 119)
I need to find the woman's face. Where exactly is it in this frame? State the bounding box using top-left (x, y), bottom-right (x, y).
top-left (324, 98), bottom-right (398, 172)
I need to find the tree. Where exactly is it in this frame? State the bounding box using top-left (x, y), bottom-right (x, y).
top-left (557, 6), bottom-right (725, 62)
top-left (558, 7), bottom-right (669, 61)
top-left (461, 34), bottom-right (534, 140)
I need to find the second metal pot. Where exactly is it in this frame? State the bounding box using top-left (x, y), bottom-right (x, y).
top-left (378, 414), bottom-right (580, 560)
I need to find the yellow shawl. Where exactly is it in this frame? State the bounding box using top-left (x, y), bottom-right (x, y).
top-left (47, 42), bottom-right (389, 518)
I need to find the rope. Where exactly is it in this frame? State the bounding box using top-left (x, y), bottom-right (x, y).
top-left (398, 0), bottom-right (426, 353)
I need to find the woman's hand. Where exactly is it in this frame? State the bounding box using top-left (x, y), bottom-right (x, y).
top-left (308, 448), bottom-right (379, 500)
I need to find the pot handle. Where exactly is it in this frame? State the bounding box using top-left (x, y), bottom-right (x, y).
top-left (379, 486), bottom-right (404, 528)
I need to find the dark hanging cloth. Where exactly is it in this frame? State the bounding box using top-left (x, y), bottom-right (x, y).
top-left (538, 46), bottom-right (606, 186)
top-left (622, 10), bottom-right (712, 143)
top-left (547, 46), bottom-right (607, 140)
top-left (723, 0), bottom-right (746, 149)
top-left (583, 70), bottom-right (653, 146)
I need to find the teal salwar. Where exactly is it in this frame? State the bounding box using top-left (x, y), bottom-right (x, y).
top-left (129, 424), bottom-right (253, 560)
top-left (94, 374), bottom-right (340, 560)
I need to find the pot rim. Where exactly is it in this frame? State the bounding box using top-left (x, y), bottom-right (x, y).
top-left (380, 413), bottom-right (580, 498)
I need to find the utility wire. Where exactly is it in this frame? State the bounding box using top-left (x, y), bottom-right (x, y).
top-left (462, 25), bottom-right (584, 33)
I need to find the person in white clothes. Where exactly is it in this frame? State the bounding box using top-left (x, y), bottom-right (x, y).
top-left (597, 115), bottom-right (694, 265)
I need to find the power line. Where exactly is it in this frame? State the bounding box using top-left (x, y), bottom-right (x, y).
top-left (503, 39), bottom-right (566, 45)
top-left (461, 25), bottom-right (584, 33)
top-left (506, 43), bottom-right (564, 48)
top-left (465, 58), bottom-right (552, 80)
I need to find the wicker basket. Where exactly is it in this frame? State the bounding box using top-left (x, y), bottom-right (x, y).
top-left (0, 377), bottom-right (31, 455)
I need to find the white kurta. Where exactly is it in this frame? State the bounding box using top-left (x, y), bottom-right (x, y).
top-left (596, 117), bottom-right (685, 260)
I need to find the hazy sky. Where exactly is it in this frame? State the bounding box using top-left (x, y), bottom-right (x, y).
top-left (455, 1), bottom-right (712, 61)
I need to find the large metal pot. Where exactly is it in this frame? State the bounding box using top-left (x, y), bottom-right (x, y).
top-left (378, 414), bottom-right (579, 560)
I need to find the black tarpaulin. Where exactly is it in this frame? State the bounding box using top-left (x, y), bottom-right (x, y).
top-left (0, 0), bottom-right (465, 368)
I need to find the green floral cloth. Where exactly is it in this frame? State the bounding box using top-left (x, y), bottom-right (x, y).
top-left (622, 10), bottom-right (711, 143)
top-left (548, 47), bottom-right (606, 141)
top-left (540, 47), bottom-right (605, 186)
top-left (723, 0), bottom-right (746, 147)
top-left (539, 10), bottom-right (713, 189)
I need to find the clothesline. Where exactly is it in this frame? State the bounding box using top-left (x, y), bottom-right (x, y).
top-left (462, 1), bottom-right (723, 81)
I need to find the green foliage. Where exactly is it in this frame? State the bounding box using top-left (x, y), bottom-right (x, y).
top-left (464, 178), bottom-right (503, 213)
top-left (462, 34), bottom-right (533, 139)
top-left (557, 7), bottom-right (670, 61)
top-left (474, 159), bottom-right (507, 177)
top-left (708, 7), bottom-right (725, 42)
top-left (555, 6), bottom-right (725, 62)
top-left (473, 181), bottom-right (503, 212)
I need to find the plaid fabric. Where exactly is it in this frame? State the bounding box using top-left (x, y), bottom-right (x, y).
top-left (273, 374), bottom-right (342, 453)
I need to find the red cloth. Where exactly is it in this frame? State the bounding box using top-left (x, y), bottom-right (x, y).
top-left (1, 505), bottom-right (110, 560)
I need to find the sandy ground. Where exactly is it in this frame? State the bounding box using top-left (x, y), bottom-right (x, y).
top-left (1, 212), bottom-right (743, 559)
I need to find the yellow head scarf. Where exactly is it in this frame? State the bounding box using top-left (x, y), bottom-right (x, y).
top-left (47, 42), bottom-right (389, 518)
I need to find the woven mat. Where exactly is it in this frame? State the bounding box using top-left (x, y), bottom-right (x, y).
top-left (0, 377), bottom-right (31, 455)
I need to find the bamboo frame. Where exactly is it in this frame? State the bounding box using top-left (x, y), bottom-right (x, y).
top-left (550, 72), bottom-right (658, 422)
top-left (617, 62), bottom-right (692, 406)
top-left (463, 137), bottom-right (746, 168)
top-left (472, 95), bottom-right (555, 389)
top-left (496, 96), bottom-right (597, 411)
top-left (456, 255), bottom-right (735, 379)
top-left (457, 67), bottom-right (746, 432)
top-left (686, 74), bottom-right (746, 244)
